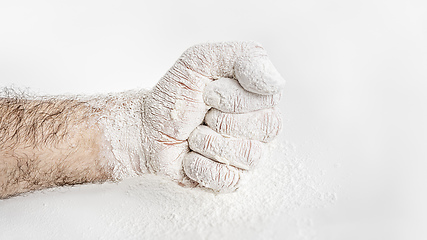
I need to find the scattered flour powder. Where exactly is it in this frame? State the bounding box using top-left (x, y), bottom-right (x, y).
top-left (0, 88), bottom-right (337, 240)
top-left (0, 134), bottom-right (336, 239)
top-left (96, 136), bottom-right (337, 239)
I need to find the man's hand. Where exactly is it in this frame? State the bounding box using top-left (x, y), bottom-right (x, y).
top-left (143, 41), bottom-right (284, 191)
top-left (0, 41), bottom-right (284, 198)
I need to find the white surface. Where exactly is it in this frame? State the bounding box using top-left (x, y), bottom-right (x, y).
top-left (0, 0), bottom-right (426, 239)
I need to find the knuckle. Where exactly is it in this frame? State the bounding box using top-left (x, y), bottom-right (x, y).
top-left (183, 152), bottom-right (197, 177)
top-left (187, 132), bottom-right (200, 151)
top-left (183, 152), bottom-right (241, 192)
top-left (188, 126), bottom-right (210, 150)
top-left (201, 132), bottom-right (218, 153)
top-left (205, 109), bottom-right (224, 132)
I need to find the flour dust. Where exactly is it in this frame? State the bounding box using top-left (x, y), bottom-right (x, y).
top-left (96, 135), bottom-right (336, 240)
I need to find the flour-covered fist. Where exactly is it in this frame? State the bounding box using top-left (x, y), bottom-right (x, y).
top-left (143, 41), bottom-right (284, 191)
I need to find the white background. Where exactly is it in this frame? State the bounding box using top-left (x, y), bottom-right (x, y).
top-left (0, 0), bottom-right (426, 239)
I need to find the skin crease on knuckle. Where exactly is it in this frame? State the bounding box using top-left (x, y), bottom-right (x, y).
top-left (188, 126), bottom-right (262, 170)
top-left (204, 108), bottom-right (282, 143)
top-left (203, 78), bottom-right (281, 114)
top-left (0, 42), bottom-right (284, 198)
top-left (183, 152), bottom-right (241, 192)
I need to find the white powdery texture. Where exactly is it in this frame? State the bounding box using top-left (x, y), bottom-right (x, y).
top-left (88, 90), bottom-right (149, 179)
top-left (98, 135), bottom-right (337, 240)
top-left (0, 135), bottom-right (338, 240)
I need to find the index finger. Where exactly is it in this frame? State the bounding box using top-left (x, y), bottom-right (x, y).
top-left (179, 41), bottom-right (285, 95)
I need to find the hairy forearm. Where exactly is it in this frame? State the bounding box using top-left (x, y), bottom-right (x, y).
top-left (1, 42), bottom-right (284, 198)
top-left (0, 91), bottom-right (146, 198)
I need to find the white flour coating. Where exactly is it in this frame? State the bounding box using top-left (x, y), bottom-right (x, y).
top-left (0, 42), bottom-right (336, 239)
top-left (95, 135), bottom-right (337, 240)
top-left (53, 42), bottom-right (286, 190)
top-left (188, 125), bottom-right (262, 170)
top-left (235, 53), bottom-right (285, 95)
top-left (0, 88), bottom-right (149, 180)
top-left (205, 107), bottom-right (282, 143)
top-left (204, 78), bottom-right (281, 113)
top-left (183, 152), bottom-right (242, 192)
top-left (0, 135), bottom-right (337, 240)
top-left (0, 42), bottom-right (285, 190)
top-left (86, 90), bottom-right (149, 180)
top-left (127, 41), bottom-right (286, 190)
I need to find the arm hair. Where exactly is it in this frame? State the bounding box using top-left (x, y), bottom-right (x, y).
top-left (0, 88), bottom-right (113, 198)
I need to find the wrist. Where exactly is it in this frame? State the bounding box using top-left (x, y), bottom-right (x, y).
top-left (93, 89), bottom-right (149, 180)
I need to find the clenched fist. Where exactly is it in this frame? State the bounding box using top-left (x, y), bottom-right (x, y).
top-left (142, 41), bottom-right (284, 191)
top-left (0, 41), bottom-right (284, 198)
